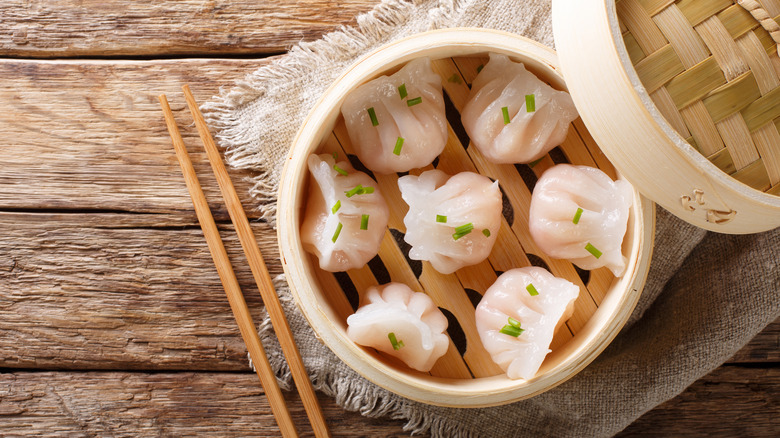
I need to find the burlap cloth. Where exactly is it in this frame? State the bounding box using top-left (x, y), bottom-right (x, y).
top-left (202, 1), bottom-right (780, 436)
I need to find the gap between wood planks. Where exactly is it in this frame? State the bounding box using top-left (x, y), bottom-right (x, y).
top-left (0, 207), bottom-right (255, 227)
top-left (0, 53), bottom-right (287, 62)
top-left (0, 55), bottom-right (285, 63)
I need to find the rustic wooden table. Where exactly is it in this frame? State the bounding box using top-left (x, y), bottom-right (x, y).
top-left (1, 1), bottom-right (777, 436)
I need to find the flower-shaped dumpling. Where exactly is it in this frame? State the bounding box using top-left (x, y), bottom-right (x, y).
top-left (398, 170), bottom-right (501, 274)
top-left (461, 52), bottom-right (578, 164)
top-left (529, 164), bottom-right (633, 276)
top-left (347, 283), bottom-right (449, 372)
top-left (475, 267), bottom-right (579, 380)
top-left (341, 57), bottom-right (447, 174)
top-left (301, 153), bottom-right (389, 272)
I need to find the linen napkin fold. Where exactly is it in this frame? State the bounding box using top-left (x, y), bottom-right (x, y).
top-left (203, 1), bottom-right (780, 436)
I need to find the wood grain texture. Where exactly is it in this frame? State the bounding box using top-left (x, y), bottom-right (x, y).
top-left (0, 59), bottom-right (262, 218)
top-left (617, 365), bottom-right (780, 437)
top-left (0, 365), bottom-right (776, 437)
top-left (0, 372), bottom-right (412, 437)
top-left (0, 0), bottom-right (379, 58)
top-left (0, 212), bottom-right (282, 371)
top-left (0, 0), bottom-right (776, 432)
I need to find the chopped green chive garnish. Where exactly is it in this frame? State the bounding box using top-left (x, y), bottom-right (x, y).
top-left (573, 207), bottom-right (584, 224)
top-left (331, 200), bottom-right (341, 214)
top-left (360, 214), bottom-right (369, 230)
top-left (332, 222), bottom-right (343, 243)
top-left (501, 106), bottom-right (511, 125)
top-left (528, 157), bottom-right (544, 168)
top-left (393, 137), bottom-right (404, 156)
top-left (526, 94), bottom-right (536, 112)
top-left (332, 151), bottom-right (338, 160)
top-left (452, 222), bottom-right (474, 240)
top-left (436, 215), bottom-right (447, 223)
top-left (367, 107), bottom-right (379, 126)
top-left (585, 242), bottom-right (602, 259)
top-left (345, 185), bottom-right (362, 197)
top-left (482, 229), bottom-right (491, 237)
top-left (454, 223), bottom-right (474, 233)
top-left (447, 73), bottom-right (462, 84)
top-left (345, 185), bottom-right (374, 197)
top-left (500, 325), bottom-right (522, 337)
top-left (398, 83), bottom-right (407, 99)
top-left (388, 332), bottom-right (404, 350)
top-left (477, 64), bottom-right (484, 73)
top-left (407, 96), bottom-right (422, 107)
top-left (526, 283), bottom-right (539, 296)
top-left (500, 317), bottom-right (524, 337)
top-left (333, 164), bottom-right (348, 176)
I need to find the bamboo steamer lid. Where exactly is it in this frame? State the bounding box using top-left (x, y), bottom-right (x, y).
top-left (553, 0), bottom-right (780, 233)
top-left (278, 29), bottom-right (654, 407)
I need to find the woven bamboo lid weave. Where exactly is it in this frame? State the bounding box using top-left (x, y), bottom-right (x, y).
top-left (553, 0), bottom-right (780, 233)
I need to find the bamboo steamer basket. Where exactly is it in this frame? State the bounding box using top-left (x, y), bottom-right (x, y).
top-left (277, 29), bottom-right (654, 407)
top-left (553, 0), bottom-right (780, 233)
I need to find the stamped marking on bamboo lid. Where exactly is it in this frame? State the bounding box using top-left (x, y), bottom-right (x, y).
top-left (707, 209), bottom-right (737, 224)
top-left (681, 189), bottom-right (736, 224)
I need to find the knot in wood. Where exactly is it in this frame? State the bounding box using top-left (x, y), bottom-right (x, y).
top-left (12, 28), bottom-right (28, 45)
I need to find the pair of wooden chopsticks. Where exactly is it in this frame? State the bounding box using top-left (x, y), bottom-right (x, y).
top-left (159, 86), bottom-right (329, 438)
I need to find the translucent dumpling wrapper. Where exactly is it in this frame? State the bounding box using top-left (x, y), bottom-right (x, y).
top-left (529, 164), bottom-right (633, 276)
top-left (475, 267), bottom-right (579, 380)
top-left (301, 153), bottom-right (389, 272)
top-left (461, 52), bottom-right (579, 164)
top-left (398, 170), bottom-right (501, 274)
top-left (346, 283), bottom-right (449, 372)
top-left (341, 57), bottom-right (448, 174)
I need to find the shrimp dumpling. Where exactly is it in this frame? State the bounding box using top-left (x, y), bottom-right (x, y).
top-left (461, 53), bottom-right (578, 164)
top-left (475, 267), bottom-right (579, 380)
top-left (301, 153), bottom-right (389, 272)
top-left (398, 170), bottom-right (501, 274)
top-left (341, 57), bottom-right (447, 174)
top-left (346, 283), bottom-right (449, 372)
top-left (529, 164), bottom-right (633, 276)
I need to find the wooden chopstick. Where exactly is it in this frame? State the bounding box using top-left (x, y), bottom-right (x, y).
top-left (159, 94), bottom-right (299, 438)
top-left (181, 85), bottom-right (331, 438)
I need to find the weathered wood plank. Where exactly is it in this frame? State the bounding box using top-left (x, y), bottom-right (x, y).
top-left (1, 366), bottom-right (776, 437)
top-left (0, 0), bottom-right (379, 58)
top-left (0, 371), bottom-right (412, 437)
top-left (0, 212), bottom-right (282, 370)
top-left (0, 59), bottom-right (267, 219)
top-left (617, 365), bottom-right (780, 436)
